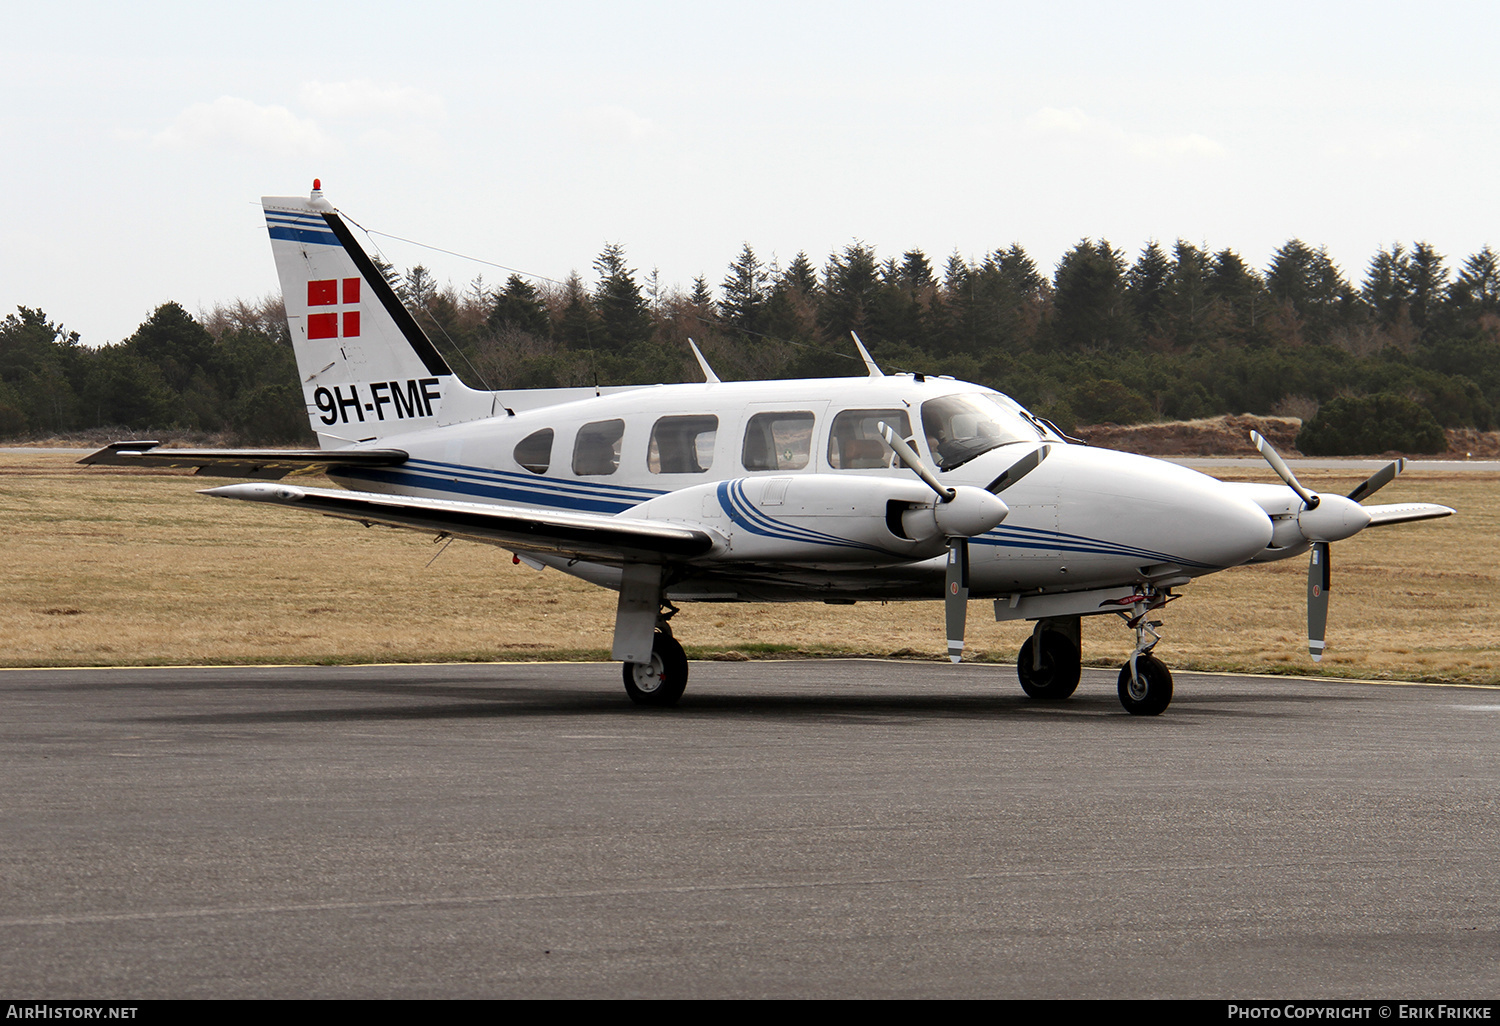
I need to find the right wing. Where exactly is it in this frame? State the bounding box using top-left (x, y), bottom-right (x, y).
top-left (1361, 502), bottom-right (1455, 527)
top-left (202, 483), bottom-right (717, 564)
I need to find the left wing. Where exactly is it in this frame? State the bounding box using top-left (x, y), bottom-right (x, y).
top-left (202, 483), bottom-right (717, 564)
top-left (80, 441), bottom-right (409, 479)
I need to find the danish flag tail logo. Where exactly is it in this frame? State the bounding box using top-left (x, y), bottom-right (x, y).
top-left (307, 278), bottom-right (362, 339)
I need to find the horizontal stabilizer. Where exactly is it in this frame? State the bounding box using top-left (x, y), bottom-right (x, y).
top-left (79, 441), bottom-right (408, 479)
top-left (1361, 502), bottom-right (1455, 527)
top-left (201, 483), bottom-right (716, 564)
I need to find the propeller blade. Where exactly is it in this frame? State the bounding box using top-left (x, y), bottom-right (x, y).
top-left (1250, 430), bottom-right (1320, 510)
top-left (1346, 458), bottom-right (1404, 503)
top-left (879, 422), bottom-right (954, 501)
top-left (984, 444), bottom-right (1051, 494)
top-left (1307, 541), bottom-right (1330, 662)
top-left (945, 537), bottom-right (969, 663)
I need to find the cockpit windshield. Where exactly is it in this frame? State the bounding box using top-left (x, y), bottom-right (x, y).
top-left (920, 393), bottom-right (1046, 470)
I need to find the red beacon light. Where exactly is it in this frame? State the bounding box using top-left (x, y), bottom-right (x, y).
top-left (311, 178), bottom-right (322, 193)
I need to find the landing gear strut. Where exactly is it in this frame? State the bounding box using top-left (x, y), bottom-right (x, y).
top-left (1115, 593), bottom-right (1173, 716)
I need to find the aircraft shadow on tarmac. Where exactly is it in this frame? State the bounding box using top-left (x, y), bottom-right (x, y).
top-left (125, 666), bottom-right (1370, 728)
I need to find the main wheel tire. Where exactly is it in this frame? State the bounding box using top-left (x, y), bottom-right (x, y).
top-left (622, 631), bottom-right (689, 707)
top-left (1017, 632), bottom-right (1081, 700)
top-left (1117, 655), bottom-right (1173, 716)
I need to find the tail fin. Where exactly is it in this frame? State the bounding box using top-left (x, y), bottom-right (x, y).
top-left (263, 181), bottom-right (488, 446)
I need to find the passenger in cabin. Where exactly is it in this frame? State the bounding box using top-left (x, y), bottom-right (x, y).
top-left (574, 440), bottom-right (616, 475)
top-left (838, 437), bottom-right (887, 469)
top-left (573, 420), bottom-right (624, 475)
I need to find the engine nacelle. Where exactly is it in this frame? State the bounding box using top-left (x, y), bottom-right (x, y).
top-left (1224, 482), bottom-right (1372, 562)
top-left (623, 475), bottom-right (951, 564)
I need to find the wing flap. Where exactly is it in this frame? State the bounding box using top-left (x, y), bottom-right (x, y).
top-left (80, 441), bottom-right (409, 479)
top-left (202, 483), bottom-right (716, 563)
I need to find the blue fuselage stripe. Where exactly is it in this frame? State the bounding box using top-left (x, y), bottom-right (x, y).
top-left (403, 458), bottom-right (664, 503)
top-left (337, 466), bottom-right (646, 514)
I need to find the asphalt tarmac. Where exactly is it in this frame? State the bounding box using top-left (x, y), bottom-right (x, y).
top-left (1, 660), bottom-right (1496, 999)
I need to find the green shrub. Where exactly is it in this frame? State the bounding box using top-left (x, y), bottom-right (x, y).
top-left (1070, 378), bottom-right (1155, 425)
top-left (1296, 393), bottom-right (1447, 455)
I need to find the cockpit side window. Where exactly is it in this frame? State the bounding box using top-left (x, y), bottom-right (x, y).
top-left (827, 409), bottom-right (911, 469)
top-left (742, 412), bottom-right (815, 471)
top-left (649, 415), bottom-right (718, 474)
top-left (920, 393), bottom-right (1042, 469)
top-left (513, 428), bottom-right (553, 475)
top-left (572, 419), bottom-right (625, 476)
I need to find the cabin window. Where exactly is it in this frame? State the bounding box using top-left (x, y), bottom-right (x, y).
top-left (513, 428), bottom-right (553, 475)
top-left (741, 411), bottom-right (815, 471)
top-left (572, 419), bottom-right (625, 475)
top-left (648, 415), bottom-right (718, 474)
top-left (827, 409), bottom-right (910, 469)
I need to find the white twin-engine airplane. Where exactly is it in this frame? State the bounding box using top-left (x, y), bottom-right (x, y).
top-left (84, 182), bottom-right (1454, 715)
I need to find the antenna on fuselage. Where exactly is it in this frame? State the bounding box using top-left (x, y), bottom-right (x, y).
top-left (850, 332), bottom-right (885, 378)
top-left (687, 338), bottom-right (720, 383)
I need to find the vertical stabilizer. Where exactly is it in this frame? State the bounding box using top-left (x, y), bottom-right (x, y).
top-left (263, 181), bottom-right (486, 446)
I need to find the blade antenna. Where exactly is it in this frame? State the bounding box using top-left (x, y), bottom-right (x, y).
top-left (687, 339), bottom-right (720, 383)
top-left (850, 332), bottom-right (885, 378)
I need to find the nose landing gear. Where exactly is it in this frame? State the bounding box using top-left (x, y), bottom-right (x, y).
top-left (1013, 590), bottom-right (1178, 714)
top-left (1115, 592), bottom-right (1174, 716)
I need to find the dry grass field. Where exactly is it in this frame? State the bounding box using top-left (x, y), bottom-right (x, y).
top-left (2, 451), bottom-right (1495, 684)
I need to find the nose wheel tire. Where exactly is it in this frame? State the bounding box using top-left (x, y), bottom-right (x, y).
top-left (1117, 655), bottom-right (1173, 715)
top-left (1017, 632), bottom-right (1081, 700)
top-left (623, 631), bottom-right (689, 707)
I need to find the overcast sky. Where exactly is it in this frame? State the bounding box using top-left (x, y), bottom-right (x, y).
top-left (5, 0), bottom-right (1498, 344)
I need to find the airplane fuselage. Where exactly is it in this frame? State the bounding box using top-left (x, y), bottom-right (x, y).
top-left (324, 373), bottom-right (1275, 603)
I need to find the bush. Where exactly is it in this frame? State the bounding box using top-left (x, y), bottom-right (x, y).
top-left (1070, 378), bottom-right (1154, 425)
top-left (1296, 393), bottom-right (1447, 455)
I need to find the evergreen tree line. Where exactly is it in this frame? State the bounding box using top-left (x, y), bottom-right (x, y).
top-left (0, 300), bottom-right (305, 442)
top-left (3, 235), bottom-right (1496, 449)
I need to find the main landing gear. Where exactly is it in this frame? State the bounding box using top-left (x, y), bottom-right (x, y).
top-left (622, 614), bottom-right (688, 707)
top-left (1015, 589), bottom-right (1177, 715)
top-left (1017, 625), bottom-right (1081, 700)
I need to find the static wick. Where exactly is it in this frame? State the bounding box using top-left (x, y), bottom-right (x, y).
top-left (425, 532), bottom-right (454, 568)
